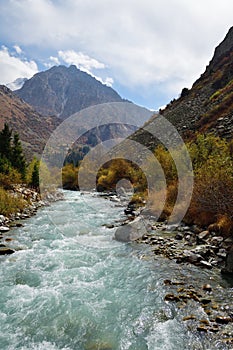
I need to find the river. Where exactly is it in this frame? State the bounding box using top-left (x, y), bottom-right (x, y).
top-left (0, 191), bottom-right (231, 349)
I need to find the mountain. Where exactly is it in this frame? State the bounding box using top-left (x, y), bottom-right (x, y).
top-left (0, 85), bottom-right (60, 159)
top-left (15, 65), bottom-right (124, 120)
top-left (131, 26), bottom-right (233, 148)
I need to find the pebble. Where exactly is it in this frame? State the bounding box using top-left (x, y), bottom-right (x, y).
top-left (202, 284), bottom-right (212, 292)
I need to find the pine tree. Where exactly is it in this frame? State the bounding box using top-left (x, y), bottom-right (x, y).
top-left (0, 123), bottom-right (12, 159)
top-left (31, 161), bottom-right (40, 189)
top-left (11, 133), bottom-right (26, 181)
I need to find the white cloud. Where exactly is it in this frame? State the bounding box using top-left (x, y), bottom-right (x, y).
top-left (104, 77), bottom-right (114, 87)
top-left (13, 45), bottom-right (23, 55)
top-left (57, 49), bottom-right (113, 86)
top-left (50, 56), bottom-right (60, 65)
top-left (0, 46), bottom-right (38, 85)
top-left (58, 50), bottom-right (105, 72)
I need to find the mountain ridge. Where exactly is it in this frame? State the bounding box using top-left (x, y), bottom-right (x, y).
top-left (15, 65), bottom-right (124, 120)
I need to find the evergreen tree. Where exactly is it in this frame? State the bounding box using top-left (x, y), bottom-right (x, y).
top-left (11, 133), bottom-right (26, 181)
top-left (30, 161), bottom-right (40, 189)
top-left (0, 123), bottom-right (12, 159)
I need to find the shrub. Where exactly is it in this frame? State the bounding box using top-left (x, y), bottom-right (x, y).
top-left (0, 187), bottom-right (27, 216)
top-left (62, 164), bottom-right (79, 190)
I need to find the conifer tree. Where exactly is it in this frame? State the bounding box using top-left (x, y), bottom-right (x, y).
top-left (30, 161), bottom-right (40, 189)
top-left (11, 133), bottom-right (26, 181)
top-left (0, 123), bottom-right (12, 159)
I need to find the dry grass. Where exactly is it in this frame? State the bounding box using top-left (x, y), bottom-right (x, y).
top-left (0, 187), bottom-right (27, 216)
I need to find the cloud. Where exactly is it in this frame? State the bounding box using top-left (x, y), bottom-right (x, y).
top-left (13, 45), bottom-right (23, 55)
top-left (0, 0), bottom-right (233, 106)
top-left (0, 46), bottom-right (38, 85)
top-left (58, 50), bottom-right (105, 72)
top-left (104, 77), bottom-right (114, 87)
top-left (57, 50), bottom-right (113, 86)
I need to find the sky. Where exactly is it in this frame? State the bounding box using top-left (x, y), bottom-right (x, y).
top-left (0, 0), bottom-right (232, 111)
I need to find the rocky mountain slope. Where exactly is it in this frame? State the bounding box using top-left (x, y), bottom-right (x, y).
top-left (15, 65), bottom-right (124, 120)
top-left (131, 26), bottom-right (233, 148)
top-left (0, 85), bottom-right (60, 158)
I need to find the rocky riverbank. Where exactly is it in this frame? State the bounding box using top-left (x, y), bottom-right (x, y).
top-left (100, 194), bottom-right (233, 348)
top-left (0, 185), bottom-right (63, 255)
top-left (132, 219), bottom-right (233, 346)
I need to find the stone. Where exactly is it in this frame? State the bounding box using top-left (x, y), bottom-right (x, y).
top-left (0, 247), bottom-right (15, 255)
top-left (199, 260), bottom-right (213, 269)
top-left (103, 224), bottom-right (115, 229)
top-left (215, 316), bottom-right (232, 324)
top-left (209, 327), bottom-right (219, 333)
top-left (183, 315), bottom-right (196, 321)
top-left (197, 325), bottom-right (208, 332)
top-left (224, 238), bottom-right (233, 244)
top-left (114, 217), bottom-right (148, 242)
top-left (164, 279), bottom-right (172, 285)
top-left (166, 224), bottom-right (179, 231)
top-left (164, 293), bottom-right (180, 302)
top-left (175, 233), bottom-right (183, 240)
top-left (0, 215), bottom-right (6, 224)
top-left (200, 298), bottom-right (212, 305)
top-left (182, 250), bottom-right (202, 264)
top-left (211, 236), bottom-right (224, 245)
top-left (200, 319), bottom-right (210, 325)
top-left (202, 284), bottom-right (212, 292)
top-left (198, 230), bottom-right (210, 241)
top-left (217, 249), bottom-right (227, 259)
top-left (0, 226), bottom-right (9, 232)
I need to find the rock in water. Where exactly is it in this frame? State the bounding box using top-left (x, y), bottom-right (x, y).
top-left (0, 226), bottom-right (9, 232)
top-left (114, 217), bottom-right (148, 242)
top-left (0, 247), bottom-right (15, 255)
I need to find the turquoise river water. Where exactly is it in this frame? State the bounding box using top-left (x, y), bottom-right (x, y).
top-left (0, 191), bottom-right (231, 350)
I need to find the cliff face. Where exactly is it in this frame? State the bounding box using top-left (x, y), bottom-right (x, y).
top-left (15, 65), bottom-right (124, 120)
top-left (0, 85), bottom-right (60, 159)
top-left (132, 27), bottom-right (233, 148)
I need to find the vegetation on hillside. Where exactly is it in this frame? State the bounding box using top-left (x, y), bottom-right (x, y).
top-left (62, 133), bottom-right (233, 235)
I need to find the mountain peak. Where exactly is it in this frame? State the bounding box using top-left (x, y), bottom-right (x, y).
top-left (208, 26), bottom-right (233, 71)
top-left (15, 65), bottom-right (123, 119)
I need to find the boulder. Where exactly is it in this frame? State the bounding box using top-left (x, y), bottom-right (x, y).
top-left (114, 217), bottom-right (148, 242)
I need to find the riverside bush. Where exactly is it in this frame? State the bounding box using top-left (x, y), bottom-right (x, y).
top-left (149, 133), bottom-right (233, 233)
top-left (0, 187), bottom-right (26, 216)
